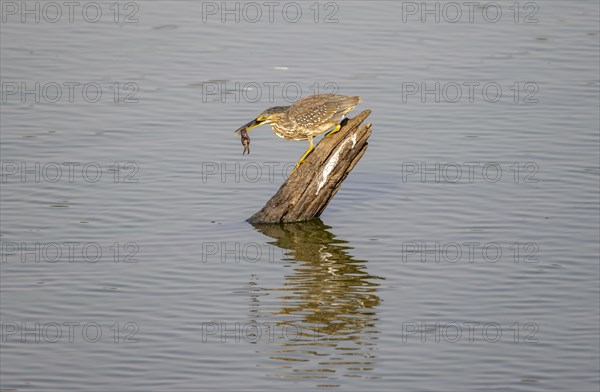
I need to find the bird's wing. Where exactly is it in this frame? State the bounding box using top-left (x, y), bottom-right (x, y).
top-left (288, 95), bottom-right (343, 128)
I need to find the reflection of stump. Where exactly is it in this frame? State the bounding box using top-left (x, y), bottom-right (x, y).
top-left (248, 110), bottom-right (372, 224)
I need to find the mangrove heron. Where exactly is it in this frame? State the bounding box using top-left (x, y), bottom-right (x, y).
top-left (235, 94), bottom-right (362, 173)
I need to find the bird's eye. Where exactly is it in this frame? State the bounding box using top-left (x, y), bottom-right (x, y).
top-left (257, 115), bottom-right (267, 122)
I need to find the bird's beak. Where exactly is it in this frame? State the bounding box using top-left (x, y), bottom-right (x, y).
top-left (234, 118), bottom-right (264, 135)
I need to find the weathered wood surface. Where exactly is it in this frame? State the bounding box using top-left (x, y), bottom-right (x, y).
top-left (248, 109), bottom-right (372, 224)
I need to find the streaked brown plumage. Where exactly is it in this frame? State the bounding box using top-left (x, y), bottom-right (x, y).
top-left (235, 94), bottom-right (362, 171)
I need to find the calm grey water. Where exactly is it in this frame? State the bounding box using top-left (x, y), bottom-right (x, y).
top-left (1, 1), bottom-right (599, 391)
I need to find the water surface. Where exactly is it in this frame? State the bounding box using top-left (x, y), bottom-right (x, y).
top-left (1, 1), bottom-right (599, 391)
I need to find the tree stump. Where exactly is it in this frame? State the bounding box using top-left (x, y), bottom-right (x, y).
top-left (248, 109), bottom-right (372, 224)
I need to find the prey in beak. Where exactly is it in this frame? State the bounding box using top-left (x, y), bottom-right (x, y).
top-left (235, 118), bottom-right (265, 155)
top-left (239, 128), bottom-right (250, 155)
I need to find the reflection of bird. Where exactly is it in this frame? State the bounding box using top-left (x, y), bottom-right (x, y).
top-left (235, 94), bottom-right (362, 173)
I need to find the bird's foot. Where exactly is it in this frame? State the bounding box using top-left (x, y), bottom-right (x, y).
top-left (290, 158), bottom-right (309, 176)
top-left (290, 164), bottom-right (300, 176)
top-left (290, 151), bottom-right (314, 176)
top-left (324, 124), bottom-right (341, 138)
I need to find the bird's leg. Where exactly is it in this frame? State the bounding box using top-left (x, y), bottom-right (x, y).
top-left (290, 136), bottom-right (314, 175)
top-left (324, 123), bottom-right (341, 138)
